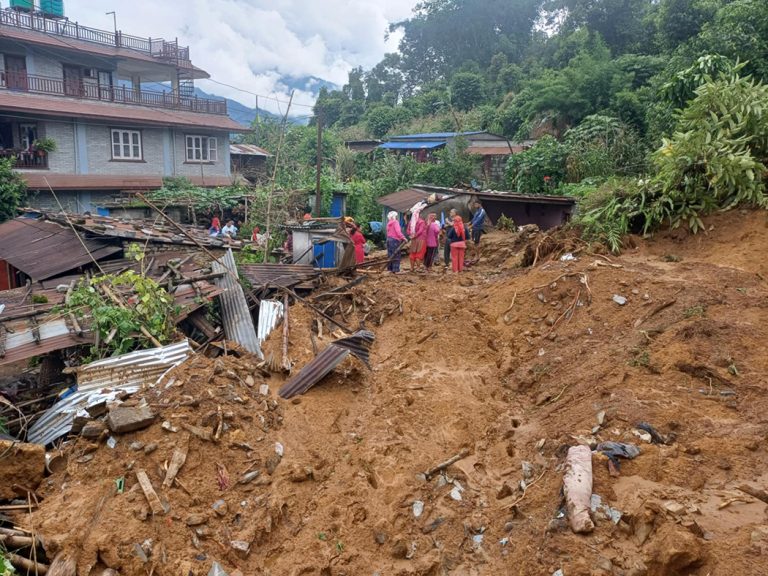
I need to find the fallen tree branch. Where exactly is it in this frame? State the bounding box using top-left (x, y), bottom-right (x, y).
top-left (422, 449), bottom-right (470, 481)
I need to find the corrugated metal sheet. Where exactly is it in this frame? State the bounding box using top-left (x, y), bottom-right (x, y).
top-left (240, 263), bottom-right (320, 288)
top-left (0, 217), bottom-right (121, 281)
top-left (230, 144), bottom-right (272, 157)
top-left (378, 141), bottom-right (446, 150)
top-left (377, 188), bottom-right (455, 213)
top-left (212, 249), bottom-right (263, 358)
top-left (0, 316), bottom-right (93, 366)
top-left (27, 340), bottom-right (192, 446)
top-left (257, 300), bottom-right (284, 344)
top-left (388, 131), bottom-right (485, 140)
top-left (278, 330), bottom-right (374, 399)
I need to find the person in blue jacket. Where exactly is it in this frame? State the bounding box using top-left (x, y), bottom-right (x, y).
top-left (469, 200), bottom-right (486, 263)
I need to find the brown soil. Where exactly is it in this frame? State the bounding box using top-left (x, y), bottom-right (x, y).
top-left (16, 209), bottom-right (768, 575)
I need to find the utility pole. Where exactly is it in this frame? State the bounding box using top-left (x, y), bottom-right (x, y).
top-left (106, 11), bottom-right (117, 34)
top-left (314, 110), bottom-right (323, 217)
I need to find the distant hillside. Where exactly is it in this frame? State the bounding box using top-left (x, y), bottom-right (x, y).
top-left (141, 82), bottom-right (276, 128)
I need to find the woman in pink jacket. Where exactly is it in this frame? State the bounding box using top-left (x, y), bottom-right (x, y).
top-left (386, 211), bottom-right (406, 273)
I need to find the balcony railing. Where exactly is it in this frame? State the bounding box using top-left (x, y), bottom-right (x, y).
top-left (0, 71), bottom-right (228, 116)
top-left (0, 8), bottom-right (191, 66)
top-left (0, 148), bottom-right (48, 169)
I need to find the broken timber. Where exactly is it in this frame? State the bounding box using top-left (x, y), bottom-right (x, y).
top-left (135, 469), bottom-right (165, 515)
top-left (163, 434), bottom-right (190, 488)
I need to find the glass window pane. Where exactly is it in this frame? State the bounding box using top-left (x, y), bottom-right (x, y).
top-left (133, 145), bottom-right (140, 157)
top-left (132, 133), bottom-right (139, 145)
top-left (123, 144), bottom-right (130, 156)
top-left (112, 131), bottom-right (120, 144)
top-left (113, 144), bottom-right (121, 157)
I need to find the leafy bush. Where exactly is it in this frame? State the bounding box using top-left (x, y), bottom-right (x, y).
top-left (0, 158), bottom-right (26, 223)
top-left (652, 70), bottom-right (768, 231)
top-left (61, 271), bottom-right (178, 359)
top-left (564, 115), bottom-right (647, 182)
top-left (505, 136), bottom-right (568, 193)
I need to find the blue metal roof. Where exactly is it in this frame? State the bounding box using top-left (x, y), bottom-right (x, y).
top-left (378, 141), bottom-right (446, 150)
top-left (388, 131), bottom-right (485, 140)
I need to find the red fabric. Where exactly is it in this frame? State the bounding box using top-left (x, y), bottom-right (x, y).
top-left (211, 216), bottom-right (221, 231)
top-left (350, 229), bottom-right (366, 264)
top-left (451, 242), bottom-right (466, 272)
top-left (409, 238), bottom-right (427, 262)
top-left (453, 216), bottom-right (465, 240)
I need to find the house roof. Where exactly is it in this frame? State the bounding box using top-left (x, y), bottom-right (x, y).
top-left (38, 211), bottom-right (245, 249)
top-left (388, 131), bottom-right (485, 140)
top-left (376, 187), bottom-right (456, 213)
top-left (20, 173), bottom-right (234, 190)
top-left (229, 144), bottom-right (272, 157)
top-left (0, 91), bottom-right (248, 132)
top-left (378, 141), bottom-right (446, 151)
top-left (0, 22), bottom-right (209, 78)
top-left (0, 217), bottom-right (122, 281)
top-left (474, 190), bottom-right (577, 205)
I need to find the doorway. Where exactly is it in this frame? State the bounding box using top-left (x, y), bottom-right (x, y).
top-left (63, 65), bottom-right (83, 96)
top-left (4, 55), bottom-right (28, 91)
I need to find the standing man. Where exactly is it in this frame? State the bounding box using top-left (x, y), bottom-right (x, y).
top-left (469, 200), bottom-right (486, 264)
top-left (442, 208), bottom-right (457, 269)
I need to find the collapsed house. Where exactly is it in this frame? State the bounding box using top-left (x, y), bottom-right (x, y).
top-left (377, 184), bottom-right (576, 230)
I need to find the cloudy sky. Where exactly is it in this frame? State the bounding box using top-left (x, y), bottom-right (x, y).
top-left (64, 0), bottom-right (418, 115)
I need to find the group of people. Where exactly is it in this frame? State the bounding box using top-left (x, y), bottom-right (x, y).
top-left (208, 216), bottom-right (239, 240)
top-left (386, 200), bottom-right (486, 274)
top-left (208, 216), bottom-right (270, 247)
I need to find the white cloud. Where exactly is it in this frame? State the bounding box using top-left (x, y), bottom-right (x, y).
top-left (63, 0), bottom-right (418, 115)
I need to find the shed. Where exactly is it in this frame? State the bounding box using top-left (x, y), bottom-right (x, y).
top-left (287, 223), bottom-right (347, 269)
top-left (0, 216), bottom-right (121, 288)
top-left (380, 185), bottom-right (576, 231)
top-left (376, 187), bottom-right (456, 223)
top-left (230, 144), bottom-right (272, 182)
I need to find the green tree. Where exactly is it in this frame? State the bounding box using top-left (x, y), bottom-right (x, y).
top-left (697, 0), bottom-right (768, 81)
top-left (0, 158), bottom-right (26, 222)
top-left (391, 0), bottom-right (542, 89)
top-left (450, 71), bottom-right (487, 111)
top-left (506, 136), bottom-right (568, 193)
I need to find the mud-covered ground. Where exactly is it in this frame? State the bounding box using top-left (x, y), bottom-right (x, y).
top-left (18, 209), bottom-right (768, 575)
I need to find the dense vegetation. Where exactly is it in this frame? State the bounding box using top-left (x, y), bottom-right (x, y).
top-left (0, 157), bottom-right (27, 223)
top-left (239, 0), bottom-right (768, 248)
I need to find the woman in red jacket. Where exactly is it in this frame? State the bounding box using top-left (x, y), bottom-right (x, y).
top-left (347, 223), bottom-right (366, 265)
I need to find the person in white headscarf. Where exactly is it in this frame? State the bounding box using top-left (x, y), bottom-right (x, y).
top-left (386, 211), bottom-right (406, 273)
top-left (406, 201), bottom-right (428, 272)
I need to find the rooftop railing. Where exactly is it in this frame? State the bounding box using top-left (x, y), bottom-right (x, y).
top-left (0, 8), bottom-right (192, 66)
top-left (0, 70), bottom-right (227, 115)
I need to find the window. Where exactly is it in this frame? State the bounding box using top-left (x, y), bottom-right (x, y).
top-left (19, 123), bottom-right (38, 150)
top-left (111, 129), bottom-right (142, 160)
top-left (186, 135), bottom-right (217, 162)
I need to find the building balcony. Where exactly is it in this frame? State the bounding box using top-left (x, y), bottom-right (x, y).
top-left (0, 71), bottom-right (227, 116)
top-left (0, 8), bottom-right (192, 67)
top-left (0, 148), bottom-right (48, 169)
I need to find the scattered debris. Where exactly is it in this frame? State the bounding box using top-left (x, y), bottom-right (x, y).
top-left (595, 442), bottom-right (641, 476)
top-left (563, 445), bottom-right (594, 533)
top-left (278, 330), bottom-right (375, 398)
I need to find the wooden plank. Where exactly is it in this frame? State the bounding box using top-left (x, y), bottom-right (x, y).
top-left (163, 433), bottom-right (189, 488)
top-left (135, 469), bottom-right (165, 515)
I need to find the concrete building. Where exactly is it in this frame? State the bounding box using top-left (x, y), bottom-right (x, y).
top-left (0, 4), bottom-right (246, 213)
